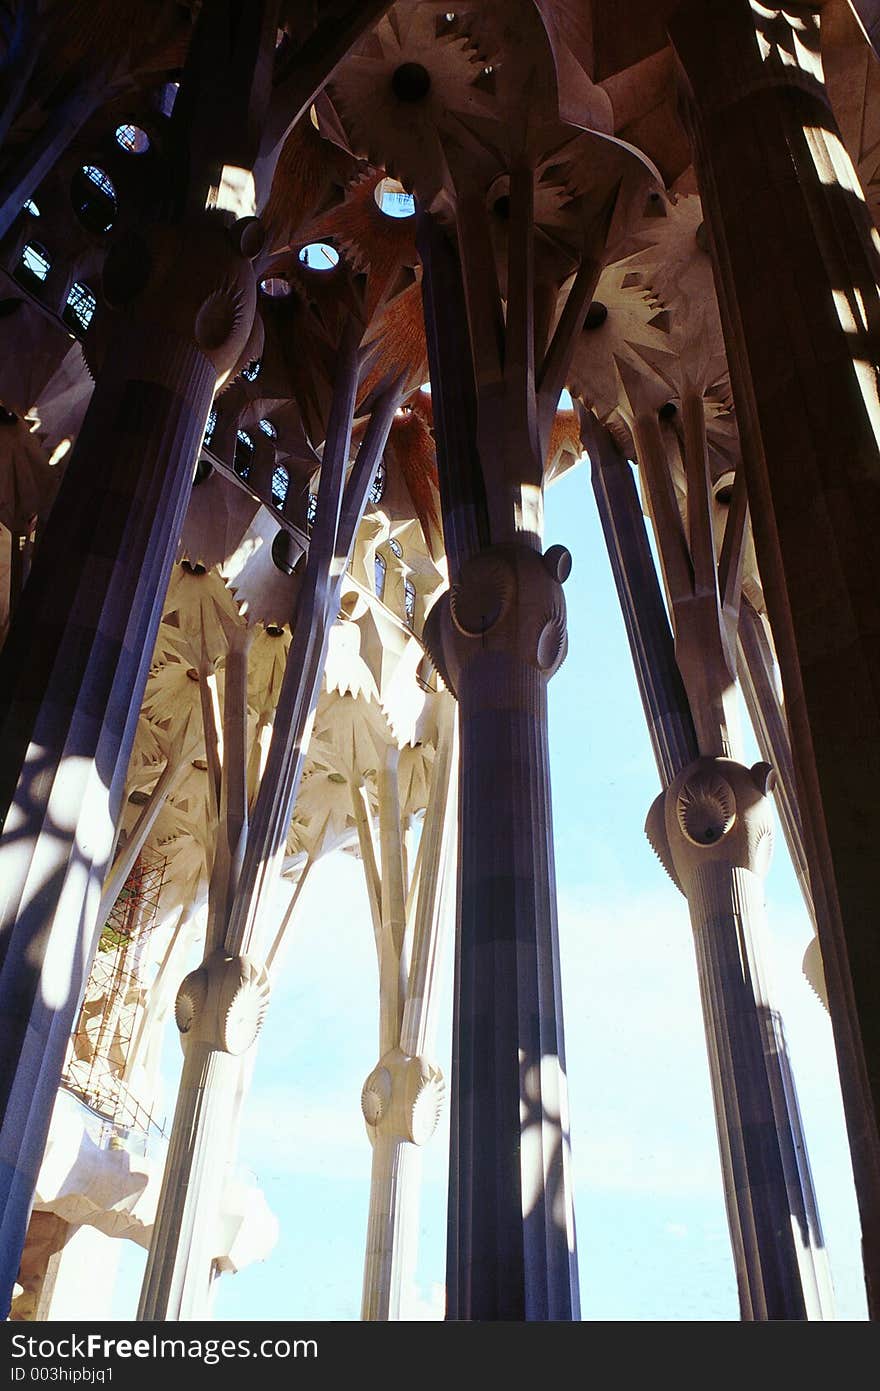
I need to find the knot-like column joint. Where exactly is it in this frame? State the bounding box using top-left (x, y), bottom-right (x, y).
top-left (361, 1048), bottom-right (445, 1147)
top-left (646, 755), bottom-right (776, 892)
top-left (644, 755), bottom-right (823, 1320)
top-left (94, 210), bottom-right (261, 381)
top-left (174, 950), bottom-right (270, 1055)
top-left (423, 543), bottom-right (572, 696)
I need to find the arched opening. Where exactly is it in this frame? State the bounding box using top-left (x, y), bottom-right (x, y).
top-left (234, 428), bottom-right (254, 481)
top-left (115, 124), bottom-right (150, 155)
top-left (271, 464), bottom-right (289, 510)
top-left (15, 241), bottom-right (51, 289)
top-left (62, 281), bottom-right (97, 335)
top-left (71, 165), bottom-right (117, 234)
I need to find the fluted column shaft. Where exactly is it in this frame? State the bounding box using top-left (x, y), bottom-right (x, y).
top-left (427, 544), bottom-right (578, 1320)
top-left (138, 951), bottom-right (268, 1320)
top-left (0, 214), bottom-right (256, 1313)
top-left (361, 1137), bottom-right (420, 1321)
top-left (359, 1045), bottom-right (444, 1321)
top-left (455, 654), bottom-right (575, 1319)
top-left (358, 700), bottom-right (455, 1322)
top-left (670, 0), bottom-right (880, 1312)
top-left (688, 856), bottom-right (807, 1320)
top-left (0, 334), bottom-right (214, 1312)
top-left (139, 353), bottom-right (401, 1320)
top-left (647, 755), bottom-right (831, 1319)
top-left (588, 414), bottom-right (830, 1315)
top-left (586, 415), bottom-right (698, 784)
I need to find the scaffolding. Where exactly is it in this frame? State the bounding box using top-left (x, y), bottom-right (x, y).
top-left (62, 850), bottom-right (167, 1137)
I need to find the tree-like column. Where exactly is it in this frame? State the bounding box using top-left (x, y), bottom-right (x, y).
top-left (0, 212), bottom-right (257, 1314)
top-left (670, 0), bottom-right (880, 1314)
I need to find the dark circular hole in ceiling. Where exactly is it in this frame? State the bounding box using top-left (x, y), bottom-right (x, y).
top-left (391, 62), bottom-right (431, 102)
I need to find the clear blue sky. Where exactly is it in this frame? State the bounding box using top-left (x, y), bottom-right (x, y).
top-left (111, 456), bottom-right (867, 1322)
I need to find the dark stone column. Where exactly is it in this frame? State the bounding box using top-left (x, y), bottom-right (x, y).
top-left (669, 0), bottom-right (880, 1315)
top-left (585, 414), bottom-right (698, 784)
top-left (426, 543), bottom-right (578, 1320)
top-left (850, 0), bottom-right (880, 58)
top-left (0, 212), bottom-right (256, 1313)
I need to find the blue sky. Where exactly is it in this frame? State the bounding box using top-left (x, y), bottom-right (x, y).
top-left (111, 456), bottom-right (867, 1322)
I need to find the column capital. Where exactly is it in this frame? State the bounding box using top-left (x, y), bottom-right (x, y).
top-left (174, 950), bottom-right (270, 1056)
top-left (94, 211), bottom-right (260, 382)
top-left (361, 1048), bottom-right (445, 1148)
top-left (423, 542), bottom-right (571, 697)
top-left (646, 755), bottom-right (777, 891)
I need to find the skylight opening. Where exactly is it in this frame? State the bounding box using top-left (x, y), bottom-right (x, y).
top-left (368, 460), bottom-right (386, 505)
top-left (241, 358), bottom-right (261, 382)
top-left (374, 177), bottom-right (416, 219)
top-left (259, 276), bottom-right (292, 297)
top-left (298, 242), bottom-right (339, 272)
top-left (17, 241), bottom-right (51, 284)
top-left (115, 124), bottom-right (150, 155)
top-left (204, 408), bottom-right (218, 447)
top-left (22, 198), bottom-right (39, 217)
top-left (234, 429), bottom-right (254, 480)
top-left (72, 164), bottom-right (117, 234)
top-left (258, 418), bottom-right (277, 439)
top-left (374, 552), bottom-right (387, 599)
top-left (158, 82), bottom-right (179, 117)
top-left (271, 465), bottom-right (289, 509)
top-left (62, 281), bottom-right (96, 335)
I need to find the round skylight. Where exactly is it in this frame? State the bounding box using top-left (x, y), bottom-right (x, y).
top-left (259, 276), bottom-right (292, 297)
top-left (298, 242), bottom-right (339, 272)
top-left (115, 124), bottom-right (150, 155)
top-left (374, 177), bottom-right (415, 219)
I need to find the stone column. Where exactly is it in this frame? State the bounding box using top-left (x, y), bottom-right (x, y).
top-left (0, 212), bottom-right (256, 1314)
top-left (425, 542), bottom-right (578, 1320)
top-left (670, 0), bottom-right (880, 1312)
top-left (585, 412), bottom-right (698, 784)
top-left (138, 361), bottom-right (402, 1320)
top-left (360, 1049), bottom-right (444, 1321)
top-left (356, 699), bottom-right (456, 1321)
top-left (647, 756), bottom-right (815, 1319)
top-left (138, 951), bottom-right (269, 1321)
top-left (850, 0), bottom-right (880, 57)
top-left (587, 412), bottom-right (831, 1317)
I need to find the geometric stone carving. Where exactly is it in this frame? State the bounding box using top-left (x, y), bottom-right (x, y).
top-left (361, 1048), bottom-right (445, 1147)
top-left (175, 951), bottom-right (270, 1057)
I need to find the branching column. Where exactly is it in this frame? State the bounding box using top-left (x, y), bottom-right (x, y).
top-left (420, 184), bottom-right (590, 1317)
top-left (0, 213), bottom-right (256, 1314)
top-left (138, 347), bottom-right (403, 1320)
top-left (587, 414), bottom-right (831, 1317)
top-left (647, 757), bottom-right (823, 1319)
top-left (356, 700), bottom-right (456, 1320)
top-left (670, 0), bottom-right (880, 1313)
top-left (585, 411), bottom-right (698, 784)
